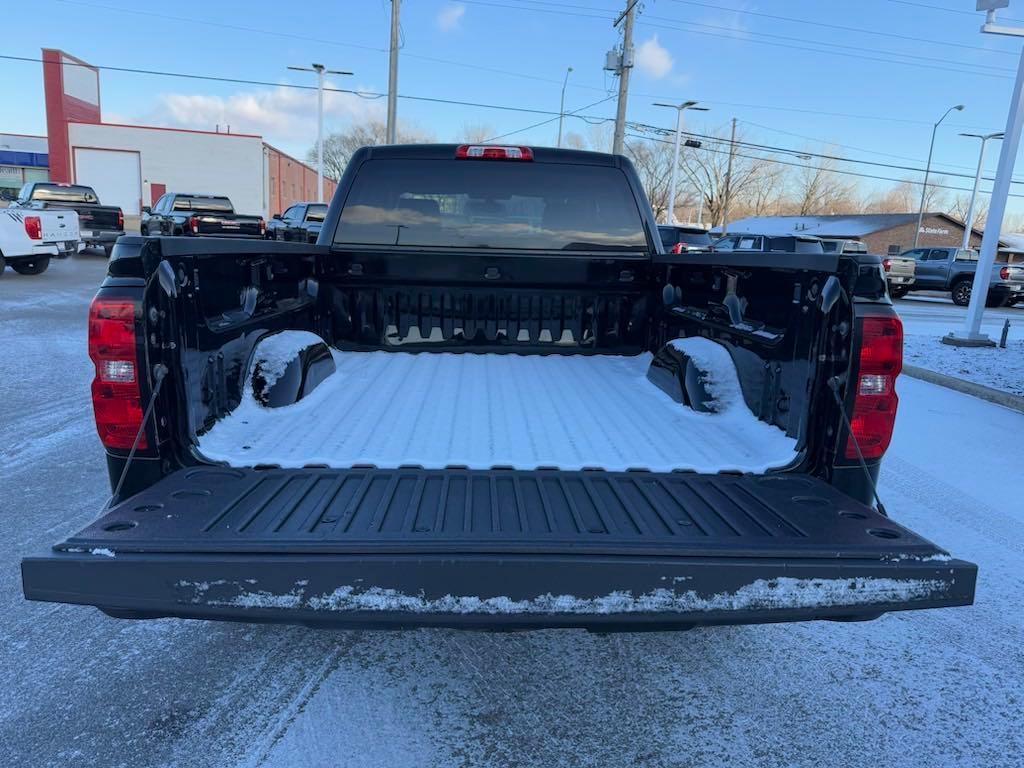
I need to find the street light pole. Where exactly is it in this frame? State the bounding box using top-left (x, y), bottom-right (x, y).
top-left (913, 103), bottom-right (964, 248)
top-left (958, 131), bottom-right (1004, 250)
top-left (945, 2), bottom-right (1024, 346)
top-left (557, 67), bottom-right (573, 148)
top-left (654, 101), bottom-right (708, 225)
top-left (288, 64), bottom-right (353, 203)
top-left (386, 0), bottom-right (401, 144)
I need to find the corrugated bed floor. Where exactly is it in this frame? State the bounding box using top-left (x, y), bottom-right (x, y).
top-left (198, 350), bottom-right (798, 473)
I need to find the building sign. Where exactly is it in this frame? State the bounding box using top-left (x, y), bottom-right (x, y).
top-left (919, 226), bottom-right (950, 235)
top-left (0, 166), bottom-right (22, 179)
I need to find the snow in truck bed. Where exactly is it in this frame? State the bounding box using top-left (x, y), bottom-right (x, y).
top-left (197, 336), bottom-right (798, 473)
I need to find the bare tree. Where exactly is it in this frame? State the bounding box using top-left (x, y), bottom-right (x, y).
top-left (678, 126), bottom-right (777, 227)
top-left (947, 193), bottom-right (988, 232)
top-left (562, 131), bottom-right (588, 150)
top-left (864, 178), bottom-right (946, 214)
top-left (784, 154), bottom-right (859, 216)
top-left (624, 138), bottom-right (678, 222)
top-left (310, 120), bottom-right (433, 180)
top-left (457, 123), bottom-right (497, 143)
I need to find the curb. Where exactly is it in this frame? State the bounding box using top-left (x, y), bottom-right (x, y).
top-left (903, 364), bottom-right (1024, 414)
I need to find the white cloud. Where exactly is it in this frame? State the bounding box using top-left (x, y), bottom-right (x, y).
top-left (635, 35), bottom-right (673, 79)
top-left (437, 3), bottom-right (465, 32)
top-left (129, 79), bottom-right (383, 145)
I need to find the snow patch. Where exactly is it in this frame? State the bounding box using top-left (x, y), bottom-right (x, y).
top-left (250, 331), bottom-right (325, 391)
top-left (182, 577), bottom-right (949, 615)
top-left (89, 548), bottom-right (115, 558)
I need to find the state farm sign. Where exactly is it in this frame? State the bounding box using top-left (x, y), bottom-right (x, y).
top-left (919, 226), bottom-right (950, 235)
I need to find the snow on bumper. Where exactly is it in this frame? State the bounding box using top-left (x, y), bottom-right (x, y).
top-left (22, 551), bottom-right (976, 630)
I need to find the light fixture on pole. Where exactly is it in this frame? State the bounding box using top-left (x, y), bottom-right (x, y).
top-left (958, 131), bottom-right (1003, 250)
top-left (557, 67), bottom-right (573, 148)
top-left (288, 64), bottom-right (353, 203)
top-left (653, 100), bottom-right (709, 225)
top-left (913, 103), bottom-right (964, 248)
top-left (945, 1), bottom-right (1020, 347)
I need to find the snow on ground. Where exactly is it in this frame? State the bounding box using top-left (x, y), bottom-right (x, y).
top-left (896, 296), bottom-right (1024, 395)
top-left (904, 335), bottom-right (1024, 396)
top-left (199, 336), bottom-right (797, 474)
top-left (4, 263), bottom-right (1024, 767)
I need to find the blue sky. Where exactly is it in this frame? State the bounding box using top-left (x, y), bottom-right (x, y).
top-left (5, 0), bottom-right (1024, 214)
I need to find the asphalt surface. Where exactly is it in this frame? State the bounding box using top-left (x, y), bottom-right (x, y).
top-left (2, 255), bottom-right (1021, 767)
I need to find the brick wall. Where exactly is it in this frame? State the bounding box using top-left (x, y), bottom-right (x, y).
top-left (862, 215), bottom-right (982, 255)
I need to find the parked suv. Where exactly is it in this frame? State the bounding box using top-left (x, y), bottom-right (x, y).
top-left (902, 246), bottom-right (1024, 307)
top-left (266, 202), bottom-right (328, 243)
top-left (713, 233), bottom-right (824, 253)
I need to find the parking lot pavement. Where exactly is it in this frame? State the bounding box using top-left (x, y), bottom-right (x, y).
top-left (3, 259), bottom-right (1023, 768)
top-left (894, 293), bottom-right (1021, 337)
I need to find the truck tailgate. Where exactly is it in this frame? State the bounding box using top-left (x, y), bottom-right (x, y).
top-left (195, 216), bottom-right (263, 238)
top-left (22, 467), bottom-right (976, 629)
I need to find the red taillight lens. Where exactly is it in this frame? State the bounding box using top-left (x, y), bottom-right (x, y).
top-left (455, 144), bottom-right (534, 161)
top-left (24, 215), bottom-right (43, 240)
top-left (671, 242), bottom-right (684, 254)
top-left (259, 218), bottom-right (266, 235)
top-left (117, 208), bottom-right (124, 230)
top-left (882, 258), bottom-right (892, 272)
top-left (189, 215), bottom-right (200, 234)
top-left (1000, 266), bottom-right (1010, 280)
top-left (845, 316), bottom-right (902, 460)
top-left (89, 297), bottom-right (147, 451)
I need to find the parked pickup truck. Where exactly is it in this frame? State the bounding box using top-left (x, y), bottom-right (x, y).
top-left (21, 144), bottom-right (976, 631)
top-left (0, 207), bottom-right (80, 276)
top-left (266, 201), bottom-right (328, 243)
top-left (818, 238), bottom-right (916, 298)
top-left (14, 182), bottom-right (123, 256)
top-left (141, 193), bottom-right (266, 239)
top-left (902, 246), bottom-right (1024, 306)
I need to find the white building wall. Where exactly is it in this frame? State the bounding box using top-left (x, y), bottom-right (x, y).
top-left (67, 123), bottom-right (266, 216)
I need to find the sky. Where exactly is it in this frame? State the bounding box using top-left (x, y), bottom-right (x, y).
top-left (5, 0), bottom-right (1024, 215)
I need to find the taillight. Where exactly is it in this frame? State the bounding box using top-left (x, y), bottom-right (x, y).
top-left (189, 215), bottom-right (200, 234)
top-left (845, 316), bottom-right (902, 460)
top-left (259, 218), bottom-right (266, 236)
top-left (89, 297), bottom-right (147, 451)
top-left (1000, 266), bottom-right (1010, 280)
top-left (24, 215), bottom-right (42, 240)
top-left (671, 242), bottom-right (684, 254)
top-left (882, 258), bottom-right (892, 272)
top-left (455, 145), bottom-right (534, 160)
top-left (117, 208), bottom-right (124, 230)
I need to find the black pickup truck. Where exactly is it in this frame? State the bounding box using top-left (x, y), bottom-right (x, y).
top-left (141, 193), bottom-right (265, 239)
top-left (21, 144), bottom-right (975, 631)
top-left (266, 201), bottom-right (328, 243)
top-left (14, 182), bottom-right (124, 256)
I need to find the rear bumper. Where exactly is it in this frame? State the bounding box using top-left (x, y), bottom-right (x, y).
top-left (21, 550), bottom-right (975, 630)
top-left (81, 230), bottom-right (124, 245)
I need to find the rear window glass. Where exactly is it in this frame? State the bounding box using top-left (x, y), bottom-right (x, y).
top-left (30, 184), bottom-right (98, 203)
top-left (660, 227), bottom-right (711, 248)
top-left (334, 159), bottom-right (647, 251)
top-left (306, 204), bottom-right (328, 222)
top-left (173, 196), bottom-right (233, 212)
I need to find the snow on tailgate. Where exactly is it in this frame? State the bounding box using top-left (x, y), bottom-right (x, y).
top-left (197, 334), bottom-right (798, 473)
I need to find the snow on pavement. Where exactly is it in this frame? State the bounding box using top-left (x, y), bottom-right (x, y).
top-left (3, 263), bottom-right (1023, 767)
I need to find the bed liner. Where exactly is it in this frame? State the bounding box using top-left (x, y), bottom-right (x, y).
top-left (197, 344), bottom-right (798, 474)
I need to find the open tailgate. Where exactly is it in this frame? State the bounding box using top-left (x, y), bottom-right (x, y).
top-left (21, 468), bottom-right (976, 630)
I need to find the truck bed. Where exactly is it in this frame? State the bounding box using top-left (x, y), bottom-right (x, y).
top-left (22, 466), bottom-right (975, 629)
top-left (197, 349), bottom-right (799, 473)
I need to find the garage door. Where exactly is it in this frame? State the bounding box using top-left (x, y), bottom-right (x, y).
top-left (73, 148), bottom-right (142, 215)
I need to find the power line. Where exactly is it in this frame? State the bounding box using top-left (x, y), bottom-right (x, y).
top-left (643, 13), bottom-right (1016, 75)
top-left (485, 95), bottom-right (617, 142)
top-left (665, 0), bottom-right (1020, 57)
top-left (884, 0), bottom-right (1024, 24)
top-left (628, 131), bottom-right (1024, 199)
top-left (633, 121), bottom-right (1024, 185)
top-left (639, 18), bottom-right (1014, 81)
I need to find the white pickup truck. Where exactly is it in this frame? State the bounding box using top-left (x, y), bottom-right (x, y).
top-left (0, 207), bottom-right (80, 276)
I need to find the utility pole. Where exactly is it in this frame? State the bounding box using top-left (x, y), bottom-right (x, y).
top-left (288, 63), bottom-right (352, 203)
top-left (913, 103), bottom-right (964, 248)
top-left (557, 66), bottom-right (573, 148)
top-left (946, 1), bottom-right (1023, 346)
top-left (386, 0), bottom-right (401, 144)
top-left (958, 131), bottom-right (1003, 250)
top-left (720, 117), bottom-right (737, 235)
top-left (654, 101), bottom-right (708, 224)
top-left (611, 0), bottom-right (637, 155)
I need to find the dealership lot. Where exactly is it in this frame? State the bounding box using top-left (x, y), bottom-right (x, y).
top-left (1, 256), bottom-right (1021, 767)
